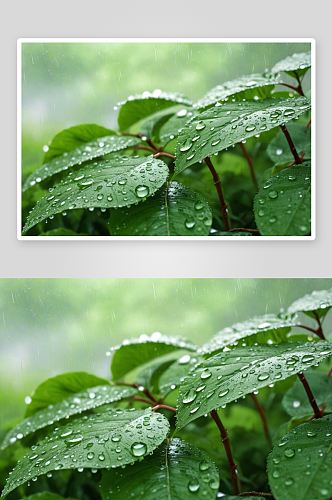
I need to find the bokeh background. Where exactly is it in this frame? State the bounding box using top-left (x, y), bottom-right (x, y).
top-left (1, 278), bottom-right (331, 429)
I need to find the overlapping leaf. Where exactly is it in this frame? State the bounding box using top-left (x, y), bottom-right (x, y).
top-left (23, 136), bottom-right (141, 191)
top-left (1, 408), bottom-right (170, 498)
top-left (1, 385), bottom-right (137, 450)
top-left (22, 156), bottom-right (169, 234)
top-left (287, 288), bottom-right (332, 318)
top-left (108, 181), bottom-right (212, 236)
top-left (174, 97), bottom-right (311, 175)
top-left (254, 163), bottom-right (311, 236)
top-left (100, 438), bottom-right (220, 500)
top-left (111, 333), bottom-right (198, 380)
top-left (201, 314), bottom-right (297, 355)
top-left (266, 123), bottom-right (311, 164)
top-left (159, 108), bottom-right (198, 143)
top-left (271, 51), bottom-right (311, 78)
top-left (156, 354), bottom-right (203, 394)
top-left (176, 341), bottom-right (332, 431)
top-left (267, 415), bottom-right (332, 500)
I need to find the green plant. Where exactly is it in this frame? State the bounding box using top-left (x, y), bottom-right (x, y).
top-left (1, 286), bottom-right (332, 500)
top-left (21, 51), bottom-right (312, 237)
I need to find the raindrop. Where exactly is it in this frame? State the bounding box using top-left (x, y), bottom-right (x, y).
top-left (285, 478), bottom-right (294, 486)
top-left (188, 480), bottom-right (200, 492)
top-left (194, 201), bottom-right (203, 210)
top-left (302, 355), bottom-right (314, 363)
top-left (276, 149), bottom-right (283, 155)
top-left (258, 372), bottom-right (269, 381)
top-left (131, 442), bottom-right (147, 457)
top-left (177, 109), bottom-right (188, 117)
top-left (185, 217), bottom-right (196, 229)
top-left (199, 460), bottom-right (210, 471)
top-left (98, 453), bottom-right (105, 461)
top-left (245, 125), bottom-right (256, 132)
top-left (78, 179), bottom-right (94, 187)
top-left (218, 389), bottom-right (229, 397)
top-left (288, 175), bottom-right (296, 181)
top-left (269, 191), bottom-right (278, 199)
top-left (135, 186), bottom-right (149, 198)
top-left (87, 452), bottom-right (95, 460)
top-left (183, 389), bottom-right (197, 404)
top-left (269, 216), bottom-right (277, 223)
top-left (284, 449), bottom-right (295, 458)
top-left (293, 401), bottom-right (301, 408)
top-left (307, 431), bottom-right (316, 437)
top-left (196, 122), bottom-right (205, 130)
top-left (179, 355), bottom-right (191, 365)
top-left (180, 140), bottom-right (193, 152)
top-left (65, 434), bottom-right (83, 444)
top-left (201, 369), bottom-right (212, 379)
top-left (211, 139), bottom-right (220, 146)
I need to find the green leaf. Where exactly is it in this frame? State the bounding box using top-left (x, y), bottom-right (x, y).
top-left (267, 415), bottom-right (332, 500)
top-left (42, 124), bottom-right (117, 163)
top-left (23, 136), bottom-right (142, 191)
top-left (159, 108), bottom-right (198, 143)
top-left (24, 372), bottom-right (109, 417)
top-left (157, 354), bottom-right (203, 394)
top-left (118, 92), bottom-right (194, 131)
top-left (1, 385), bottom-right (137, 450)
top-left (100, 437), bottom-right (220, 500)
top-left (287, 288), bottom-right (332, 319)
top-left (282, 370), bottom-right (332, 418)
top-left (196, 73), bottom-right (278, 109)
top-left (39, 228), bottom-right (82, 236)
top-left (266, 123), bottom-right (311, 164)
top-left (1, 408), bottom-right (170, 498)
top-left (174, 97), bottom-right (311, 176)
top-left (254, 163), bottom-right (311, 236)
top-left (110, 333), bottom-right (198, 380)
top-left (108, 181), bottom-right (212, 236)
top-left (19, 494), bottom-right (67, 500)
top-left (211, 231), bottom-right (253, 236)
top-left (201, 314), bottom-right (297, 355)
top-left (175, 341), bottom-right (332, 431)
top-left (22, 156), bottom-right (169, 234)
top-left (271, 51), bottom-right (311, 78)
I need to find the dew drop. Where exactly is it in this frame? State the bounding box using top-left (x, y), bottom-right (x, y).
top-left (178, 355), bottom-right (191, 365)
top-left (218, 389), bottom-right (229, 397)
top-left (284, 449), bottom-right (295, 458)
top-left (78, 179), bottom-right (94, 187)
top-left (288, 175), bottom-right (296, 181)
top-left (199, 460), bottom-right (210, 471)
top-left (131, 442), bottom-right (147, 457)
top-left (87, 452), bottom-right (95, 460)
top-left (98, 453), bottom-right (105, 461)
top-left (194, 200), bottom-right (203, 210)
top-left (183, 389), bottom-right (197, 404)
top-left (269, 190), bottom-right (278, 199)
top-left (269, 216), bottom-right (277, 223)
top-left (276, 148), bottom-right (283, 155)
top-left (302, 355), bottom-right (314, 363)
top-left (285, 478), bottom-right (294, 486)
top-left (65, 434), bottom-right (83, 444)
top-left (245, 125), bottom-right (256, 132)
top-left (185, 217), bottom-right (196, 229)
top-left (307, 431), bottom-right (316, 437)
top-left (188, 480), bottom-right (200, 492)
top-left (201, 369), bottom-right (212, 379)
top-left (180, 140), bottom-right (193, 152)
top-left (135, 186), bottom-right (149, 198)
top-left (196, 122), bottom-right (205, 131)
top-left (258, 372), bottom-right (269, 381)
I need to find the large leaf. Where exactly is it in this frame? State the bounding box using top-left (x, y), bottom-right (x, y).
top-left (282, 370), bottom-right (332, 418)
top-left (254, 162), bottom-right (311, 236)
top-left (174, 97), bottom-right (311, 175)
top-left (271, 51), bottom-right (311, 78)
top-left (0, 385), bottom-right (137, 450)
top-left (118, 91), bottom-right (194, 131)
top-left (23, 136), bottom-right (141, 191)
top-left (156, 354), bottom-right (203, 394)
top-left (201, 314), bottom-right (297, 355)
top-left (108, 181), bottom-right (212, 236)
top-left (42, 124), bottom-right (117, 164)
top-left (22, 156), bottom-right (169, 234)
top-left (287, 288), bottom-right (332, 319)
top-left (267, 415), bottom-right (332, 500)
top-left (1, 408), bottom-right (170, 498)
top-left (159, 108), bottom-right (198, 143)
top-left (111, 333), bottom-right (198, 380)
top-left (175, 341), bottom-right (332, 431)
top-left (100, 437), bottom-right (220, 500)
top-left (196, 73), bottom-right (278, 109)
top-left (24, 372), bottom-right (109, 417)
top-left (266, 122), bottom-right (311, 164)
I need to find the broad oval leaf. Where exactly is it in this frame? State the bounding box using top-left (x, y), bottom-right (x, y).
top-left (100, 437), bottom-right (220, 500)
top-left (175, 341), bottom-right (332, 431)
top-left (201, 314), bottom-right (297, 355)
top-left (108, 181), bottom-right (212, 236)
top-left (196, 73), bottom-right (278, 109)
top-left (1, 384), bottom-right (137, 450)
top-left (254, 163), bottom-right (311, 236)
top-left (287, 288), bottom-right (332, 319)
top-left (111, 333), bottom-right (198, 380)
top-left (266, 123), bottom-right (311, 164)
top-left (118, 91), bottom-right (194, 131)
top-left (157, 354), bottom-right (203, 394)
top-left (159, 107), bottom-right (198, 143)
top-left (271, 51), bottom-right (311, 78)
top-left (23, 136), bottom-right (141, 191)
top-left (174, 97), bottom-right (311, 175)
top-left (282, 370), bottom-right (332, 418)
top-left (267, 415), bottom-right (332, 500)
top-left (1, 408), bottom-right (170, 498)
top-left (42, 124), bottom-right (117, 164)
top-left (22, 156), bottom-right (169, 234)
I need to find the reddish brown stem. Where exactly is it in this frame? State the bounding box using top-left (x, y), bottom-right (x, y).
top-left (154, 152), bottom-right (175, 160)
top-left (130, 144), bottom-right (156, 153)
top-left (280, 125), bottom-right (301, 164)
top-left (238, 142), bottom-right (258, 190)
top-left (116, 382), bottom-right (158, 403)
top-left (210, 410), bottom-right (239, 495)
top-left (297, 372), bottom-right (323, 419)
top-left (308, 404), bottom-right (326, 421)
top-left (279, 81), bottom-right (304, 97)
top-left (312, 311), bottom-right (326, 340)
top-left (131, 396), bottom-right (154, 405)
top-left (306, 118), bottom-right (311, 129)
top-left (295, 323), bottom-right (325, 340)
top-left (204, 157), bottom-right (230, 231)
top-left (250, 393), bottom-right (272, 447)
top-left (152, 404), bottom-right (176, 414)
top-left (327, 367), bottom-right (332, 378)
top-left (289, 152), bottom-right (305, 168)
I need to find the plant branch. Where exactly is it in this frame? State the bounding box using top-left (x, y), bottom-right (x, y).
top-left (153, 152), bottom-right (175, 160)
top-left (129, 144), bottom-right (156, 154)
top-left (294, 71), bottom-right (305, 96)
top-left (210, 410), bottom-right (239, 495)
top-left (328, 367), bottom-right (332, 378)
top-left (131, 396), bottom-right (154, 405)
top-left (279, 81), bottom-right (304, 97)
top-left (204, 157), bottom-right (230, 231)
top-left (152, 404), bottom-right (177, 414)
top-left (306, 118), bottom-right (311, 129)
top-left (249, 393), bottom-right (272, 447)
top-left (289, 152), bottom-right (305, 168)
top-left (313, 311), bottom-right (326, 340)
top-left (280, 125), bottom-right (302, 164)
top-left (115, 381), bottom-right (158, 403)
top-left (238, 142), bottom-right (258, 190)
top-left (295, 323), bottom-right (325, 340)
top-left (297, 372), bottom-right (323, 418)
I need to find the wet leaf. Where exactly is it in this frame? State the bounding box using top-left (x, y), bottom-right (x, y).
top-left (156, 354), bottom-right (203, 394)
top-left (23, 136), bottom-right (141, 191)
top-left (108, 181), bottom-right (212, 236)
top-left (159, 107), bottom-right (198, 143)
top-left (271, 51), bottom-right (311, 78)
top-left (287, 288), bottom-right (332, 319)
top-left (210, 231), bottom-right (253, 236)
top-left (1, 385), bottom-right (137, 450)
top-left (39, 228), bottom-right (82, 236)
top-left (176, 341), bottom-right (332, 431)
top-left (174, 97), bottom-right (311, 175)
top-left (1, 408), bottom-right (170, 498)
top-left (110, 333), bottom-right (198, 380)
top-left (266, 123), bottom-right (311, 164)
top-left (22, 156), bottom-right (169, 234)
top-left (267, 415), bottom-right (332, 500)
top-left (19, 494), bottom-right (67, 500)
top-left (100, 437), bottom-right (220, 500)
top-left (254, 163), bottom-right (311, 236)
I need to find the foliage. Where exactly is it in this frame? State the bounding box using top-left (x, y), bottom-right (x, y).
top-left (1, 286), bottom-right (332, 500)
top-left (21, 51), bottom-right (312, 236)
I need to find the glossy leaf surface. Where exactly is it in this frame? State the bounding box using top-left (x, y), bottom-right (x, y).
top-left (157, 354), bottom-right (203, 394)
top-left (159, 108), bottom-right (198, 143)
top-left (266, 123), bottom-right (311, 164)
top-left (271, 51), bottom-right (311, 78)
top-left (287, 288), bottom-right (332, 318)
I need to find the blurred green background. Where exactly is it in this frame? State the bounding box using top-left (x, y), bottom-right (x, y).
top-left (1, 278), bottom-right (330, 429)
top-left (21, 41), bottom-right (311, 176)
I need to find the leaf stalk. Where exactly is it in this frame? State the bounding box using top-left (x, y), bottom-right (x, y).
top-left (204, 157), bottom-right (230, 231)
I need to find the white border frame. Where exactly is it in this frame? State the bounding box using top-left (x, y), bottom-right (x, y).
top-left (17, 38), bottom-right (315, 241)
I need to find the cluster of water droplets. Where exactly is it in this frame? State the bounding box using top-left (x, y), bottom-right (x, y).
top-left (287, 288), bottom-right (332, 316)
top-left (113, 90), bottom-right (194, 111)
